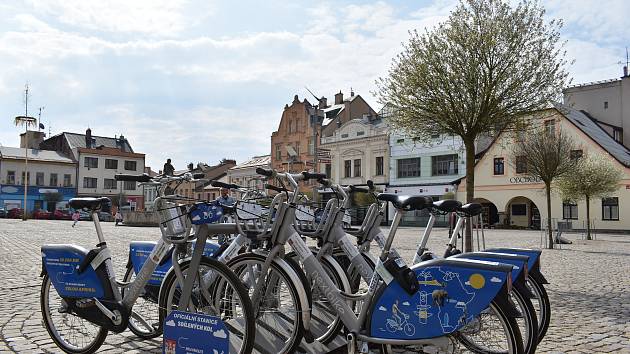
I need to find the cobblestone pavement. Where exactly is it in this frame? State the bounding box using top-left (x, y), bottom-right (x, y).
top-left (0, 218), bottom-right (628, 353)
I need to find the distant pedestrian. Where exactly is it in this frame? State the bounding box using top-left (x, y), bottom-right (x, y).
top-left (71, 210), bottom-right (80, 227)
top-left (115, 211), bottom-right (123, 226)
top-left (163, 158), bottom-right (175, 176)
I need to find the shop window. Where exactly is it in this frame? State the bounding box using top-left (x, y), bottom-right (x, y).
top-left (375, 156), bottom-right (384, 176)
top-left (353, 159), bottom-right (361, 177)
top-left (494, 158), bottom-right (504, 175)
top-left (562, 201), bottom-right (578, 220)
top-left (515, 156), bottom-right (528, 174)
top-left (344, 160), bottom-right (352, 178)
top-left (105, 159), bottom-right (118, 169)
top-left (83, 177), bottom-right (97, 189)
top-left (84, 157), bottom-right (98, 168)
top-left (397, 158), bottom-right (421, 178)
top-left (602, 197), bottom-right (619, 221)
top-left (49, 173), bottom-right (58, 187)
top-left (570, 150), bottom-right (583, 161)
top-left (6, 170), bottom-right (15, 184)
top-left (432, 154), bottom-right (458, 176)
top-left (511, 204), bottom-right (527, 216)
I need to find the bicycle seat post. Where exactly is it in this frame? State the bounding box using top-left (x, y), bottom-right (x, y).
top-left (92, 210), bottom-right (106, 246)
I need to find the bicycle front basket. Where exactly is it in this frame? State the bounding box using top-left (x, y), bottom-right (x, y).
top-left (158, 200), bottom-right (189, 241)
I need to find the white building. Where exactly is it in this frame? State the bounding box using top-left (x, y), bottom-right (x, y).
top-left (227, 155), bottom-right (271, 190)
top-left (0, 146), bottom-right (76, 212)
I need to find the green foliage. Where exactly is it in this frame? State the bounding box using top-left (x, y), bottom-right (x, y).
top-left (557, 155), bottom-right (622, 201)
top-left (442, 192), bottom-right (456, 200)
top-left (353, 191), bottom-right (376, 207)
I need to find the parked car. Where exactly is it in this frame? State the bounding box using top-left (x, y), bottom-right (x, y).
top-left (53, 209), bottom-right (73, 220)
top-left (78, 210), bottom-right (92, 221)
top-left (33, 209), bottom-right (53, 219)
top-left (7, 208), bottom-right (23, 219)
top-left (98, 212), bottom-right (113, 222)
top-left (0, 208), bottom-right (6, 218)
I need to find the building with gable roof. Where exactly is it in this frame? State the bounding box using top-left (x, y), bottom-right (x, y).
top-left (227, 155), bottom-right (271, 190)
top-left (455, 103), bottom-right (630, 231)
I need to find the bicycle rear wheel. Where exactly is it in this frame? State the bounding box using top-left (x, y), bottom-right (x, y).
top-left (526, 276), bottom-right (551, 341)
top-left (40, 275), bottom-right (108, 354)
top-left (159, 257), bottom-right (255, 354)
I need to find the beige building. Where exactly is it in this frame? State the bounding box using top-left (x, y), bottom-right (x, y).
top-left (320, 117), bottom-right (388, 187)
top-left (456, 103), bottom-right (630, 232)
top-left (227, 155), bottom-right (271, 190)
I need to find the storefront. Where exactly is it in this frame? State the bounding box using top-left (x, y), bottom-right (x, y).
top-left (456, 104), bottom-right (630, 232)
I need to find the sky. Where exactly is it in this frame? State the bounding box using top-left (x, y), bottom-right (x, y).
top-left (1, 0), bottom-right (628, 170)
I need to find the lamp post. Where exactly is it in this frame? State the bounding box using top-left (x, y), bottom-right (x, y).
top-left (14, 115), bottom-right (37, 221)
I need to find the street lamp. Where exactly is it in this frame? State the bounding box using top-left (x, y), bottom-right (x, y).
top-left (14, 115), bottom-right (37, 221)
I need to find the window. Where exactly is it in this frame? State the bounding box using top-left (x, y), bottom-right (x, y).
top-left (515, 156), bottom-right (528, 174)
top-left (613, 130), bottom-right (622, 144)
top-left (275, 144), bottom-right (281, 161)
top-left (84, 157), bottom-right (98, 168)
top-left (563, 201), bottom-right (578, 220)
top-left (357, 131), bottom-right (365, 136)
top-left (544, 120), bottom-right (555, 136)
top-left (63, 174), bottom-right (72, 187)
top-left (376, 156), bottom-right (384, 176)
top-left (511, 204), bottom-right (527, 216)
top-left (308, 140), bottom-right (314, 155)
top-left (35, 172), bottom-right (44, 186)
top-left (602, 197), bottom-right (619, 221)
top-left (396, 138), bottom-right (405, 144)
top-left (325, 163), bottom-right (332, 178)
top-left (397, 158), bottom-right (421, 178)
top-left (494, 158), bottom-right (505, 175)
top-left (104, 179), bottom-right (117, 190)
top-left (344, 160), bottom-right (352, 178)
top-left (124, 181), bottom-right (136, 191)
top-left (49, 173), bottom-right (58, 187)
top-left (341, 133), bottom-right (349, 139)
top-left (6, 171), bottom-right (15, 184)
top-left (604, 101), bottom-right (608, 109)
top-left (124, 160), bottom-right (137, 171)
top-left (105, 159), bottom-right (118, 169)
top-left (570, 149), bottom-right (583, 161)
top-left (21, 172), bottom-right (30, 185)
top-left (294, 143), bottom-right (300, 156)
top-left (83, 177), bottom-right (97, 188)
top-left (431, 154), bottom-right (458, 176)
top-left (353, 159), bottom-right (361, 177)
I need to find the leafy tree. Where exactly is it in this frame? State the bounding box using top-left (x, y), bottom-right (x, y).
top-left (376, 0), bottom-right (570, 250)
top-left (512, 125), bottom-right (576, 248)
top-left (557, 155), bottom-right (623, 240)
top-left (110, 193), bottom-right (127, 208)
top-left (442, 192), bottom-right (456, 200)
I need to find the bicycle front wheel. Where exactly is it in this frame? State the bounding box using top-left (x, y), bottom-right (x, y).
top-left (122, 266), bottom-right (161, 339)
top-left (526, 276), bottom-right (551, 341)
top-left (158, 257), bottom-right (255, 354)
top-left (40, 274), bottom-right (108, 354)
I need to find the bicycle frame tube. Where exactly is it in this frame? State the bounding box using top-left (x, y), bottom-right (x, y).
top-left (122, 237), bottom-right (171, 307)
top-left (412, 213), bottom-right (436, 264)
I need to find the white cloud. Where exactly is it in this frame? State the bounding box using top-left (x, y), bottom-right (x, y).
top-left (212, 329), bottom-right (227, 338)
top-left (490, 277), bottom-right (502, 283)
top-left (165, 320), bottom-right (176, 327)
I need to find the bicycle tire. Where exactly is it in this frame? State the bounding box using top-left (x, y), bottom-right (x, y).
top-left (527, 276), bottom-right (551, 341)
top-left (122, 266), bottom-right (161, 339)
top-left (40, 274), bottom-right (108, 354)
top-left (511, 283), bottom-right (539, 353)
top-left (158, 256), bottom-right (256, 354)
top-left (228, 252), bottom-right (304, 354)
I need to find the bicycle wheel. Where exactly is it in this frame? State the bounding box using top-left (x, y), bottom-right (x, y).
top-left (510, 284), bottom-right (538, 353)
top-left (286, 251), bottom-right (347, 345)
top-left (526, 276), bottom-right (551, 341)
top-left (159, 257), bottom-right (255, 354)
top-left (121, 266), bottom-right (161, 339)
top-left (454, 299), bottom-right (525, 354)
top-left (228, 253), bottom-right (304, 354)
top-left (40, 274), bottom-right (108, 354)
top-left (334, 250), bottom-right (374, 314)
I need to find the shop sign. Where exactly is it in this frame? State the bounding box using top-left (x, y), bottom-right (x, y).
top-left (509, 176), bottom-right (542, 184)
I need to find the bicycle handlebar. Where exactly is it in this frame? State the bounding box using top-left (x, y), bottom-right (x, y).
top-left (301, 171), bottom-right (326, 181)
top-left (349, 185), bottom-right (369, 193)
top-left (256, 167), bottom-right (274, 177)
top-left (114, 173), bottom-right (152, 182)
top-left (265, 184), bottom-right (288, 193)
top-left (211, 181), bottom-right (241, 189)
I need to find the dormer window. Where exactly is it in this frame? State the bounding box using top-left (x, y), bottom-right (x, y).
top-left (341, 133), bottom-right (349, 139)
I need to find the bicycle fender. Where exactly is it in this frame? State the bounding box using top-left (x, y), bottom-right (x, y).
top-left (275, 256), bottom-right (313, 336)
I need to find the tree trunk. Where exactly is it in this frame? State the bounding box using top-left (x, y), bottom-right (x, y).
top-left (463, 138), bottom-right (475, 252)
top-left (546, 183), bottom-right (553, 249)
top-left (586, 195), bottom-right (591, 240)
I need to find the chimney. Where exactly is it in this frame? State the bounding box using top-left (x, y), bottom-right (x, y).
top-left (350, 88), bottom-right (354, 97)
top-left (624, 66), bottom-right (628, 77)
top-left (319, 96), bottom-right (327, 109)
top-left (334, 91), bottom-right (343, 105)
top-left (19, 131), bottom-right (46, 149)
top-left (85, 128), bottom-right (92, 148)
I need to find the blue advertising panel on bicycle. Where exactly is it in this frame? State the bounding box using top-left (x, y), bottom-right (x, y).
top-left (41, 244), bottom-right (107, 299)
top-left (163, 310), bottom-right (229, 354)
top-left (190, 202), bottom-right (223, 225)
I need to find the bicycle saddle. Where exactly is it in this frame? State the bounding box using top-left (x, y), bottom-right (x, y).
top-left (432, 199), bottom-right (462, 213)
top-left (458, 202), bottom-right (482, 216)
top-left (377, 194), bottom-right (432, 211)
top-left (69, 197), bottom-right (110, 210)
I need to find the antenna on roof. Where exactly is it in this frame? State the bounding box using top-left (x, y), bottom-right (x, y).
top-left (304, 86), bottom-right (320, 102)
top-left (38, 107), bottom-right (44, 132)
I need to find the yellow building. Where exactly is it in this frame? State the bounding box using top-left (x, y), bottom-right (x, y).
top-left (456, 103), bottom-right (630, 232)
